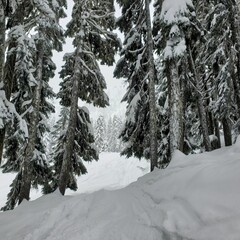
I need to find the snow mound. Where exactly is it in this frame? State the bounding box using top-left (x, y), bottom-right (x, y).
top-left (1, 148), bottom-right (240, 239)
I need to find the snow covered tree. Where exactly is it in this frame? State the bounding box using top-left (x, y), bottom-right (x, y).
top-left (42, 106), bottom-right (80, 194)
top-left (1, 25), bottom-right (36, 173)
top-left (56, 0), bottom-right (120, 195)
top-left (153, 0), bottom-right (211, 161)
top-left (115, 0), bottom-right (158, 170)
top-left (18, 1), bottom-right (64, 204)
top-left (154, 57), bottom-right (171, 167)
top-left (0, 1), bottom-right (28, 166)
top-left (1, 0), bottom-right (65, 210)
top-left (0, 1), bottom-right (6, 164)
top-left (106, 117), bottom-right (113, 152)
top-left (203, 0), bottom-right (240, 145)
top-left (94, 115), bottom-right (107, 153)
top-left (107, 115), bottom-right (124, 152)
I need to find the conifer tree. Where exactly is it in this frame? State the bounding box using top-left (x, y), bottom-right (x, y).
top-left (106, 117), bottom-right (113, 152)
top-left (155, 57), bottom-right (171, 167)
top-left (0, 1), bottom-right (35, 163)
top-left (56, 0), bottom-right (120, 195)
top-left (153, 0), bottom-right (211, 161)
top-left (107, 115), bottom-right (124, 152)
top-left (0, 1), bottom-right (28, 166)
top-left (115, 0), bottom-right (158, 170)
top-left (94, 115), bottom-right (107, 153)
top-left (42, 107), bottom-right (79, 194)
top-left (0, 1), bottom-right (6, 165)
top-left (1, 0), bottom-right (65, 210)
top-left (204, 0), bottom-right (240, 145)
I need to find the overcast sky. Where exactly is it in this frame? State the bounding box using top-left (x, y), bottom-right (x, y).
top-left (50, 1), bottom-right (127, 121)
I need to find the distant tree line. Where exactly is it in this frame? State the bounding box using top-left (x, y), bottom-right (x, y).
top-left (93, 115), bottom-right (124, 153)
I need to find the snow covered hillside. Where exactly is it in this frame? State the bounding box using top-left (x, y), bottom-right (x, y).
top-left (0, 153), bottom-right (149, 208)
top-left (1, 146), bottom-right (240, 239)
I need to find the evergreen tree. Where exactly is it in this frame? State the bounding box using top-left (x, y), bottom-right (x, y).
top-left (107, 115), bottom-right (124, 152)
top-left (0, 1), bottom-right (6, 165)
top-left (0, 1), bottom-right (28, 166)
top-left (94, 115), bottom-right (107, 153)
top-left (43, 106), bottom-right (87, 194)
top-left (155, 57), bottom-right (171, 167)
top-left (153, 0), bottom-right (211, 162)
top-left (56, 0), bottom-right (120, 195)
top-left (115, 0), bottom-right (158, 170)
top-left (106, 117), bottom-right (113, 152)
top-left (1, 0), bottom-right (65, 210)
top-left (0, 1), bottom-right (38, 163)
top-left (204, 0), bottom-right (240, 145)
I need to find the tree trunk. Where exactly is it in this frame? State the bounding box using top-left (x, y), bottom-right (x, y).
top-left (166, 63), bottom-right (173, 158)
top-left (222, 117), bottom-right (232, 146)
top-left (187, 44), bottom-right (212, 151)
top-left (0, 2), bottom-right (5, 166)
top-left (214, 119), bottom-right (221, 148)
top-left (0, 3), bottom-right (4, 84)
top-left (167, 61), bottom-right (184, 158)
top-left (58, 75), bottom-right (79, 195)
top-left (207, 111), bottom-right (214, 135)
top-left (145, 0), bottom-right (158, 172)
top-left (18, 40), bottom-right (44, 204)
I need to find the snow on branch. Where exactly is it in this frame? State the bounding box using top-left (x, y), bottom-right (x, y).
top-left (160, 0), bottom-right (193, 24)
top-left (0, 89), bottom-right (28, 138)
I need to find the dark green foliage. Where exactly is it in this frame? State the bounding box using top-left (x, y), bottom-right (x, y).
top-left (115, 0), bottom-right (156, 160)
top-left (1, 0), bottom-right (65, 210)
top-left (45, 107), bottom-right (96, 194)
top-left (52, 0), bottom-right (120, 194)
top-left (1, 172), bottom-right (22, 211)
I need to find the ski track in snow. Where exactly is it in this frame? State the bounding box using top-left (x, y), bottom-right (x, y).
top-left (1, 147), bottom-right (240, 239)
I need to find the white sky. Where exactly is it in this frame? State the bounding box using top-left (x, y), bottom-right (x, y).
top-left (50, 0), bottom-right (127, 121)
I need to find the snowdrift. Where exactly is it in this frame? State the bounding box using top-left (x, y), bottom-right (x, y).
top-left (0, 146), bottom-right (240, 239)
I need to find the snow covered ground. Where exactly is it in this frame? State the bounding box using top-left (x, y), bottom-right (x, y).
top-left (0, 146), bottom-right (240, 239)
top-left (0, 153), bottom-right (149, 208)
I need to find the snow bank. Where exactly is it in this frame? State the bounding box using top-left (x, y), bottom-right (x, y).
top-left (0, 152), bottom-right (149, 208)
top-left (0, 147), bottom-right (240, 239)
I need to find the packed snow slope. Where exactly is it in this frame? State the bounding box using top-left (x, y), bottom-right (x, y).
top-left (1, 145), bottom-right (240, 239)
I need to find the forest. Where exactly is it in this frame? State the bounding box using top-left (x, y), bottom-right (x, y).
top-left (0, 0), bottom-right (240, 215)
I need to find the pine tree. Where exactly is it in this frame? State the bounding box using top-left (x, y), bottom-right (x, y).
top-left (153, 0), bottom-right (211, 161)
top-left (94, 115), bottom-right (107, 153)
top-left (0, 1), bottom-right (35, 163)
top-left (204, 0), bottom-right (240, 145)
top-left (106, 117), bottom-right (113, 152)
top-left (155, 57), bottom-right (171, 167)
top-left (2, 25), bottom-right (36, 173)
top-left (18, 0), bottom-right (64, 204)
top-left (115, 0), bottom-right (158, 170)
top-left (1, 0), bottom-right (65, 210)
top-left (43, 106), bottom-right (86, 194)
top-left (0, 1), bottom-right (6, 165)
top-left (107, 115), bottom-right (124, 152)
top-left (0, 1), bottom-right (28, 166)
top-left (56, 0), bottom-right (120, 195)
top-left (0, 2), bottom-right (6, 164)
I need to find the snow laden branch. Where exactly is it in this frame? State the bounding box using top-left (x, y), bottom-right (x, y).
top-left (0, 89), bottom-right (28, 138)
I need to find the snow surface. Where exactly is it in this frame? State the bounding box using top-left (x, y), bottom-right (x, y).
top-left (0, 153), bottom-right (149, 208)
top-left (1, 146), bottom-right (240, 239)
